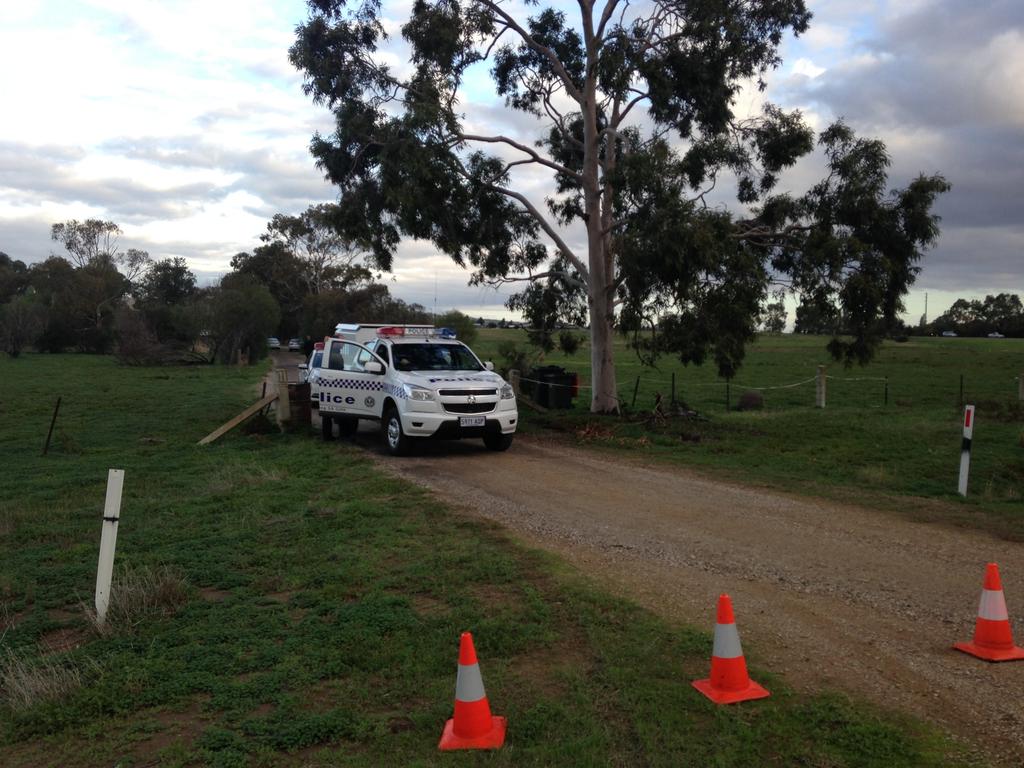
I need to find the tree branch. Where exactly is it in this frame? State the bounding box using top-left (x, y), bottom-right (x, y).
top-left (480, 269), bottom-right (587, 290)
top-left (474, 0), bottom-right (584, 103)
top-left (459, 134), bottom-right (584, 181)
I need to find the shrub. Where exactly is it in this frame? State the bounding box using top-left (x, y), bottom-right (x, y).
top-left (557, 331), bottom-right (582, 356)
top-left (496, 341), bottom-right (532, 380)
top-left (737, 390), bottom-right (764, 411)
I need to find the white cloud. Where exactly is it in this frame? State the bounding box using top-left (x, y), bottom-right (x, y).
top-left (791, 58), bottom-right (826, 79)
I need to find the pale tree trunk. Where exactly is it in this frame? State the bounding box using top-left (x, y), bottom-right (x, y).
top-left (580, 51), bottom-right (619, 413)
top-left (588, 277), bottom-right (618, 412)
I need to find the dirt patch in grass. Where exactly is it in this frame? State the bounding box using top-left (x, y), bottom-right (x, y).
top-left (267, 590), bottom-right (298, 604)
top-left (199, 588), bottom-right (232, 603)
top-left (45, 607), bottom-right (79, 622)
top-left (134, 697), bottom-right (210, 756)
top-left (251, 702), bottom-right (275, 717)
top-left (408, 594), bottom-right (450, 617)
top-left (468, 583), bottom-right (524, 612)
top-left (386, 716), bottom-right (415, 734)
top-left (509, 630), bottom-right (592, 699)
top-left (39, 625), bottom-right (89, 654)
top-left (297, 680), bottom-right (343, 712)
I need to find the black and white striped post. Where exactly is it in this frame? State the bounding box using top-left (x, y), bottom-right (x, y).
top-left (958, 406), bottom-right (975, 497)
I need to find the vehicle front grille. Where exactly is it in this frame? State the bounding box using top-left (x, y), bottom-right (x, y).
top-left (438, 389), bottom-right (497, 396)
top-left (443, 403), bottom-right (495, 414)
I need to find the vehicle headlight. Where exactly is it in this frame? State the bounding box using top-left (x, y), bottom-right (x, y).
top-left (500, 383), bottom-right (515, 400)
top-left (404, 384), bottom-right (435, 401)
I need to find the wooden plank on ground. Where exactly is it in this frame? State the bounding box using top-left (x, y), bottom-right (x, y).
top-left (197, 393), bottom-right (278, 445)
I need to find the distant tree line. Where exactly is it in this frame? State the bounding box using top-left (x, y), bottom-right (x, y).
top-left (0, 207), bottom-right (468, 364)
top-left (790, 292), bottom-right (1024, 339)
top-left (927, 294), bottom-right (1024, 337)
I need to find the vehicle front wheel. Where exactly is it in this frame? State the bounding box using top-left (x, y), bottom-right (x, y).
top-left (483, 432), bottom-right (514, 452)
top-left (321, 414), bottom-right (334, 440)
top-left (382, 407), bottom-right (414, 456)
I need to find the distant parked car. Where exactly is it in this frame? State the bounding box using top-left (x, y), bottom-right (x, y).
top-left (267, 337), bottom-right (281, 349)
top-left (941, 331), bottom-right (958, 337)
top-left (298, 343), bottom-right (325, 407)
top-left (987, 331), bottom-right (1005, 338)
top-left (288, 338), bottom-right (302, 351)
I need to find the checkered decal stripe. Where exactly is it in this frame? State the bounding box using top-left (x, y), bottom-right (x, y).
top-left (427, 376), bottom-right (496, 383)
top-left (316, 377), bottom-right (384, 391)
top-left (315, 377), bottom-right (406, 399)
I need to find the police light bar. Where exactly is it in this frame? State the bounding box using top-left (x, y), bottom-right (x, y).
top-left (314, 341), bottom-right (324, 350)
top-left (375, 326), bottom-right (456, 339)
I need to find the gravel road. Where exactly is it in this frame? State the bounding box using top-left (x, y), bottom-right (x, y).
top-left (369, 434), bottom-right (1024, 766)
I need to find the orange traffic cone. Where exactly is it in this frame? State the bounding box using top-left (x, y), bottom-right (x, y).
top-left (438, 632), bottom-right (507, 750)
top-left (692, 594), bottom-right (770, 704)
top-left (954, 563), bottom-right (1024, 662)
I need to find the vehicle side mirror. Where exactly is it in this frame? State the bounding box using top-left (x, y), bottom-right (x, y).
top-left (365, 360), bottom-right (384, 375)
top-left (298, 363), bottom-right (308, 370)
top-left (484, 361), bottom-right (494, 371)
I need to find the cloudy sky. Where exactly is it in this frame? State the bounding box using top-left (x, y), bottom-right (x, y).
top-left (1, 0), bottom-right (1021, 322)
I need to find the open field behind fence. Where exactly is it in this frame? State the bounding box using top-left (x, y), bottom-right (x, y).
top-left (472, 331), bottom-right (1024, 537)
top-left (0, 355), bottom-right (977, 767)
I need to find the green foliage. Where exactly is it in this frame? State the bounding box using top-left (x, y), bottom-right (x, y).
top-left (0, 295), bottom-right (46, 358)
top-left (931, 294), bottom-right (1024, 338)
top-left (0, 253), bottom-right (29, 303)
top-left (137, 258), bottom-right (196, 307)
top-left (434, 309), bottom-right (476, 344)
top-left (557, 331), bottom-right (582, 356)
top-left (207, 274), bottom-right (281, 364)
top-left (761, 300), bottom-right (787, 334)
top-left (495, 340), bottom-right (534, 378)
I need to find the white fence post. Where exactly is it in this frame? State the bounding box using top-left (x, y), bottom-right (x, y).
top-left (95, 469), bottom-right (124, 627)
top-left (815, 366), bottom-right (827, 409)
top-left (958, 405), bottom-right (975, 497)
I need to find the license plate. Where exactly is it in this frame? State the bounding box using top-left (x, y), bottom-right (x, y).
top-left (459, 415), bottom-right (485, 427)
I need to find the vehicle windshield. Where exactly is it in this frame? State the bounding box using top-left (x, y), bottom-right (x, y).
top-left (392, 343), bottom-right (482, 372)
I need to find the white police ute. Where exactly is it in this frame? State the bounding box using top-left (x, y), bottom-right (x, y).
top-left (311, 324), bottom-right (517, 455)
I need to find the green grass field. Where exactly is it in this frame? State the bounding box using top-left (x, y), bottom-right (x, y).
top-left (471, 330), bottom-right (1024, 538)
top-left (0, 354), bottom-right (979, 766)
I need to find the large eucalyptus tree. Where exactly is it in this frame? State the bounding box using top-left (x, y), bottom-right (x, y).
top-left (291, 0), bottom-right (948, 412)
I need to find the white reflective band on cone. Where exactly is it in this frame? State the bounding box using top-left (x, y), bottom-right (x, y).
top-left (712, 623), bottom-right (744, 659)
top-left (978, 589), bottom-right (1010, 621)
top-left (455, 663), bottom-right (487, 703)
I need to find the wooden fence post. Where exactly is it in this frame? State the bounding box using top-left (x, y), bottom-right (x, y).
top-left (276, 368), bottom-right (291, 424)
top-left (815, 366), bottom-right (826, 409)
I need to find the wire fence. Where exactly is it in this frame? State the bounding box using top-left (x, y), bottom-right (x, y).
top-left (515, 368), bottom-right (1024, 415)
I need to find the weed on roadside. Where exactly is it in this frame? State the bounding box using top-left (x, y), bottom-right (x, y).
top-left (0, 650), bottom-right (86, 711)
top-left (83, 564), bottom-right (189, 636)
